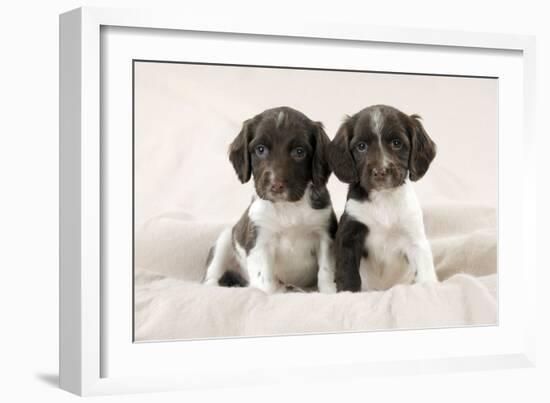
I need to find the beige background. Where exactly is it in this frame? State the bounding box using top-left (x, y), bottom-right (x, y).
top-left (134, 61), bottom-right (497, 228)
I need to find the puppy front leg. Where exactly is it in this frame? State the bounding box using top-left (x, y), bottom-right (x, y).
top-left (407, 241), bottom-right (438, 284)
top-left (334, 215), bottom-right (369, 292)
top-left (203, 228), bottom-right (234, 286)
top-left (317, 235), bottom-right (336, 293)
top-left (246, 243), bottom-right (280, 293)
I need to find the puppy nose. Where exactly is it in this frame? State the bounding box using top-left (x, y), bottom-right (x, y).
top-left (372, 167), bottom-right (388, 178)
top-left (270, 180), bottom-right (285, 193)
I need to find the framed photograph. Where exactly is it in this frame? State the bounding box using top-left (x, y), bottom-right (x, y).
top-left (60, 7), bottom-right (537, 396)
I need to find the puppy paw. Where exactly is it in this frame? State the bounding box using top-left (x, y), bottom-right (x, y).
top-left (317, 280), bottom-right (337, 294)
top-left (250, 279), bottom-right (282, 294)
top-left (335, 274), bottom-right (362, 292)
top-left (414, 270), bottom-right (439, 284)
top-left (203, 277), bottom-right (219, 286)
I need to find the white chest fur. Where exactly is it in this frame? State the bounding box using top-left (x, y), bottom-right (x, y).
top-left (346, 181), bottom-right (428, 290)
top-left (247, 188), bottom-right (332, 287)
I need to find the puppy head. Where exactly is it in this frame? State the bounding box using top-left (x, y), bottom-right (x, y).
top-left (328, 105), bottom-right (436, 192)
top-left (228, 106), bottom-right (331, 202)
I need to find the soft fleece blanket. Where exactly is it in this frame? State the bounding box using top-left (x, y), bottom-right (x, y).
top-left (134, 204), bottom-right (497, 341)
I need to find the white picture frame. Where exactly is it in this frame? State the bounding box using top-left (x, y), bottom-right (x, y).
top-left (59, 6), bottom-right (537, 396)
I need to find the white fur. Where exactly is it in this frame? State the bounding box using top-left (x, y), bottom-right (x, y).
top-left (345, 180), bottom-right (437, 291)
top-left (316, 232), bottom-right (337, 293)
top-left (370, 106), bottom-right (384, 135)
top-left (370, 106), bottom-right (389, 166)
top-left (205, 185), bottom-right (336, 293)
top-left (276, 110), bottom-right (285, 128)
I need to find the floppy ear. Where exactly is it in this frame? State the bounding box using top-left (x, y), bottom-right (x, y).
top-left (311, 121), bottom-right (332, 187)
top-left (327, 117), bottom-right (358, 183)
top-left (228, 119), bottom-right (254, 183)
top-left (408, 114), bottom-right (437, 181)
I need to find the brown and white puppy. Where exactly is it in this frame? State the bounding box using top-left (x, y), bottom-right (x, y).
top-left (328, 105), bottom-right (437, 292)
top-left (203, 106), bottom-right (337, 293)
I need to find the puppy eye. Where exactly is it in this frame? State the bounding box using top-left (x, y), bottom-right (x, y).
top-left (355, 142), bottom-right (367, 152)
top-left (291, 147), bottom-right (306, 159)
top-left (391, 139), bottom-right (402, 149)
top-left (255, 144), bottom-right (268, 157)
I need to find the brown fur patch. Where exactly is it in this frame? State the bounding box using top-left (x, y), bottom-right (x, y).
top-left (232, 206), bottom-right (257, 255)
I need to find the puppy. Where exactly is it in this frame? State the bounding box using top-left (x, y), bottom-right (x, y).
top-left (328, 105), bottom-right (437, 292)
top-left (203, 106), bottom-right (337, 293)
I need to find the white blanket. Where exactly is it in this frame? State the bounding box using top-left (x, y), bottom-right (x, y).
top-left (134, 204), bottom-right (497, 341)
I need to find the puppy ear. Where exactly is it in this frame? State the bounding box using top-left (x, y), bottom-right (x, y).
top-left (327, 117), bottom-right (358, 183)
top-left (311, 121), bottom-right (332, 187)
top-left (228, 119), bottom-right (254, 183)
top-left (408, 114), bottom-right (436, 181)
